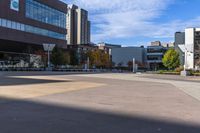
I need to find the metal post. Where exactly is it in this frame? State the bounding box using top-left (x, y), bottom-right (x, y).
top-left (133, 58), bottom-right (135, 73)
top-left (184, 50), bottom-right (187, 71)
top-left (47, 49), bottom-right (50, 69)
top-left (43, 43), bottom-right (55, 71)
top-left (87, 57), bottom-right (90, 70)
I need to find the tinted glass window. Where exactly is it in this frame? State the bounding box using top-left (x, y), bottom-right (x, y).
top-left (26, 0), bottom-right (66, 28)
top-left (0, 18), bottom-right (66, 40)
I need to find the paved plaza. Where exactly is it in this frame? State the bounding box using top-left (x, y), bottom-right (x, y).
top-left (0, 72), bottom-right (200, 133)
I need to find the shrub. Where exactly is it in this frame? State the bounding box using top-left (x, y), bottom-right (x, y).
top-left (175, 66), bottom-right (184, 73)
top-left (162, 49), bottom-right (180, 70)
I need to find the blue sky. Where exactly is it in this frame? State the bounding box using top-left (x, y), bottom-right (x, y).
top-left (62, 0), bottom-right (200, 46)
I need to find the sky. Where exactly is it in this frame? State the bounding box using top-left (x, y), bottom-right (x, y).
top-left (61, 0), bottom-right (200, 46)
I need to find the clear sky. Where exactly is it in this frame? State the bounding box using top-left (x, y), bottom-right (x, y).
top-left (62, 0), bottom-right (200, 46)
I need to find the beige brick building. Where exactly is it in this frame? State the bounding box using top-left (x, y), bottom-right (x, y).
top-left (67, 5), bottom-right (90, 45)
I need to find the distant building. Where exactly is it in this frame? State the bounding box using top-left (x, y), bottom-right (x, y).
top-left (175, 32), bottom-right (185, 65)
top-left (184, 28), bottom-right (200, 69)
top-left (175, 28), bottom-right (200, 70)
top-left (67, 5), bottom-right (90, 45)
top-left (97, 42), bottom-right (121, 55)
top-left (147, 41), bottom-right (172, 70)
top-left (111, 47), bottom-right (146, 68)
top-left (151, 41), bottom-right (161, 46)
top-left (162, 42), bottom-right (175, 48)
top-left (67, 44), bottom-right (98, 65)
top-left (151, 41), bottom-right (174, 48)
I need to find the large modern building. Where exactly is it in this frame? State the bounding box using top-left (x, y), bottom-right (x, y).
top-left (0, 0), bottom-right (68, 66)
top-left (67, 5), bottom-right (90, 45)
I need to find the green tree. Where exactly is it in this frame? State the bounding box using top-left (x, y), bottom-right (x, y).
top-left (162, 49), bottom-right (180, 70)
top-left (70, 50), bottom-right (78, 66)
top-left (51, 47), bottom-right (70, 67)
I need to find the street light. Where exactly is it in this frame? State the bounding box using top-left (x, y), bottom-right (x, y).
top-left (87, 57), bottom-right (90, 70)
top-left (43, 43), bottom-right (56, 70)
top-left (133, 58), bottom-right (136, 73)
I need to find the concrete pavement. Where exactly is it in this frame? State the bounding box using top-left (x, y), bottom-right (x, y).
top-left (0, 72), bottom-right (200, 133)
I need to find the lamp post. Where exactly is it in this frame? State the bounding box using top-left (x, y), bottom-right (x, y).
top-left (43, 43), bottom-right (55, 70)
top-left (87, 57), bottom-right (90, 70)
top-left (133, 58), bottom-right (136, 73)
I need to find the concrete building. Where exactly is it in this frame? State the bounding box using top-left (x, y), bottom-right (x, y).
top-left (67, 5), bottom-right (90, 45)
top-left (97, 42), bottom-right (121, 55)
top-left (0, 0), bottom-right (68, 66)
top-left (151, 41), bottom-right (174, 48)
top-left (67, 5), bottom-right (78, 45)
top-left (162, 42), bottom-right (175, 48)
top-left (184, 28), bottom-right (200, 70)
top-left (176, 28), bottom-right (200, 70)
top-left (111, 47), bottom-right (146, 68)
top-left (151, 41), bottom-right (161, 46)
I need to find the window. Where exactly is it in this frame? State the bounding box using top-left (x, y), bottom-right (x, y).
top-left (0, 17), bottom-right (66, 40)
top-left (25, 0), bottom-right (66, 28)
top-left (16, 22), bottom-right (21, 30)
top-left (7, 20), bottom-right (12, 28)
top-left (11, 21), bottom-right (17, 29)
top-left (2, 19), bottom-right (6, 27)
top-left (20, 23), bottom-right (25, 31)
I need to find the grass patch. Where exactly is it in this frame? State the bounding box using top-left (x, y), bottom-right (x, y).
top-left (157, 70), bottom-right (180, 75)
top-left (193, 73), bottom-right (200, 76)
top-left (157, 70), bottom-right (200, 76)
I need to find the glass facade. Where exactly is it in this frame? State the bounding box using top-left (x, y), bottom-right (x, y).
top-left (0, 18), bottom-right (66, 40)
top-left (26, 0), bottom-right (66, 28)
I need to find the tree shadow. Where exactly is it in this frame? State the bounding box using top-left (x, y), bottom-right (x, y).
top-left (0, 97), bottom-right (199, 133)
top-left (0, 71), bottom-right (103, 86)
top-left (0, 75), bottom-right (72, 86)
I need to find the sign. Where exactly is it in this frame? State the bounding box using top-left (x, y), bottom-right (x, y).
top-left (43, 43), bottom-right (56, 52)
top-left (10, 0), bottom-right (19, 11)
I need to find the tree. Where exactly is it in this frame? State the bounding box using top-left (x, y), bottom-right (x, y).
top-left (87, 50), bottom-right (111, 68)
top-left (101, 52), bottom-right (110, 68)
top-left (162, 49), bottom-right (180, 70)
top-left (51, 47), bottom-right (70, 67)
top-left (87, 50), bottom-right (100, 67)
top-left (70, 50), bottom-right (78, 66)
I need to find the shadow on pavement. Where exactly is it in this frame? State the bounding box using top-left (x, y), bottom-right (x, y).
top-left (0, 75), bottom-right (72, 86)
top-left (0, 71), bottom-right (104, 86)
top-left (0, 97), bottom-right (199, 133)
